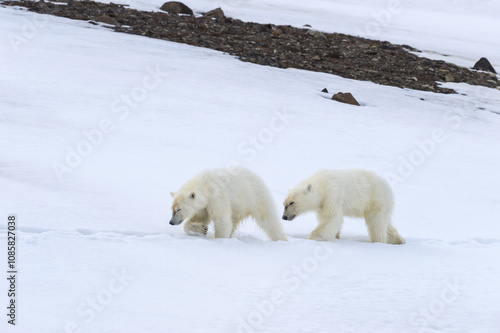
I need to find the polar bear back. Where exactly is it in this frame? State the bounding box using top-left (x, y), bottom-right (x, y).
top-left (309, 169), bottom-right (393, 218)
top-left (184, 167), bottom-right (276, 220)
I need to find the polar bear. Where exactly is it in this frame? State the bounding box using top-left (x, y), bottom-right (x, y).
top-left (169, 167), bottom-right (287, 241)
top-left (282, 169), bottom-right (405, 244)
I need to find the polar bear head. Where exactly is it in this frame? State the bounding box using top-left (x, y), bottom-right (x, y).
top-left (282, 183), bottom-right (318, 221)
top-left (169, 191), bottom-right (208, 225)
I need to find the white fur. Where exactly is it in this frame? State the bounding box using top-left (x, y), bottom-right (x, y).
top-left (283, 169), bottom-right (405, 244)
top-left (170, 167), bottom-right (287, 241)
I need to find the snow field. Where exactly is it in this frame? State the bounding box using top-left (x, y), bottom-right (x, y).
top-left (1, 3), bottom-right (500, 332)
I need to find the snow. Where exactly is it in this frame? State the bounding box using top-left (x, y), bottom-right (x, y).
top-left (1, 2), bottom-right (500, 333)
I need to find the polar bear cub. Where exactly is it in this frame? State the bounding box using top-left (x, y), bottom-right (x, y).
top-left (169, 167), bottom-right (287, 241)
top-left (282, 169), bottom-right (405, 244)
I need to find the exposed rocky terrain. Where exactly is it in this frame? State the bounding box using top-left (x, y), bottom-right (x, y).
top-left (2, 0), bottom-right (499, 94)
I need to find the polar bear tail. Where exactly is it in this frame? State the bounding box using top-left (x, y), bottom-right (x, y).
top-left (387, 225), bottom-right (406, 245)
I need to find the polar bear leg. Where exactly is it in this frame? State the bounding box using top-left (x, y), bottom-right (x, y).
top-left (254, 216), bottom-right (288, 241)
top-left (364, 211), bottom-right (389, 243)
top-left (387, 225), bottom-right (406, 245)
top-left (183, 209), bottom-right (210, 236)
top-left (309, 216), bottom-right (343, 241)
top-left (229, 218), bottom-right (241, 238)
top-left (213, 214), bottom-right (232, 238)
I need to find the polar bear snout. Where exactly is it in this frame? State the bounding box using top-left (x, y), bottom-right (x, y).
top-left (169, 218), bottom-right (180, 225)
top-left (282, 201), bottom-right (296, 221)
top-left (169, 214), bottom-right (183, 226)
top-left (282, 198), bottom-right (298, 221)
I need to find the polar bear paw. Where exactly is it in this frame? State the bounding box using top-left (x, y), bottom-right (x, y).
top-left (185, 222), bottom-right (209, 236)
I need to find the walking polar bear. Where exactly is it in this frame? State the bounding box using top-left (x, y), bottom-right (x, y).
top-left (169, 167), bottom-right (287, 241)
top-left (282, 169), bottom-right (405, 244)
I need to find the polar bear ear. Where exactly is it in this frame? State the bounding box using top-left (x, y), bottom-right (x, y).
top-left (305, 184), bottom-right (312, 193)
top-left (190, 192), bottom-right (196, 199)
top-left (170, 192), bottom-right (175, 198)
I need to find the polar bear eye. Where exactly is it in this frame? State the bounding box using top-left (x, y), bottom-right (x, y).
top-left (289, 202), bottom-right (295, 206)
top-left (176, 208), bottom-right (182, 212)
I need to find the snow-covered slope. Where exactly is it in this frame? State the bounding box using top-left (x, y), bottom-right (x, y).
top-left (99, 0), bottom-right (500, 69)
top-left (1, 3), bottom-right (500, 333)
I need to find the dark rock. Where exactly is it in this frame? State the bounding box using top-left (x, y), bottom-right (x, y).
top-left (321, 88), bottom-right (328, 93)
top-left (259, 24), bottom-right (272, 33)
top-left (94, 15), bottom-right (116, 25)
top-left (473, 57), bottom-right (496, 74)
top-left (332, 92), bottom-right (360, 106)
top-left (444, 73), bottom-right (455, 82)
top-left (160, 1), bottom-right (193, 15)
top-left (306, 29), bottom-right (326, 40)
top-left (271, 27), bottom-right (283, 35)
top-left (203, 7), bottom-right (225, 21)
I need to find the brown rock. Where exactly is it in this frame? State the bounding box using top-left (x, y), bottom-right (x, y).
top-left (94, 15), bottom-right (116, 25)
top-left (473, 57), bottom-right (496, 74)
top-left (444, 73), bottom-right (455, 82)
top-left (306, 29), bottom-right (327, 40)
top-left (271, 27), bottom-right (283, 35)
top-left (331, 92), bottom-right (360, 106)
top-left (203, 7), bottom-right (225, 21)
top-left (160, 1), bottom-right (193, 15)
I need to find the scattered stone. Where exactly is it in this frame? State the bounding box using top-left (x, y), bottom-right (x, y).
top-left (444, 73), bottom-right (455, 82)
top-left (473, 57), bottom-right (496, 74)
top-left (321, 88), bottom-right (329, 93)
top-left (203, 7), bottom-right (225, 21)
top-left (306, 29), bottom-right (327, 40)
top-left (160, 1), bottom-right (193, 15)
top-left (271, 27), bottom-right (283, 35)
top-left (94, 15), bottom-right (116, 25)
top-left (259, 24), bottom-right (272, 33)
top-left (331, 92), bottom-right (360, 106)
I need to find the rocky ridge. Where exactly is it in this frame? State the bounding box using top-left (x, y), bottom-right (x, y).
top-left (2, 0), bottom-right (499, 94)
